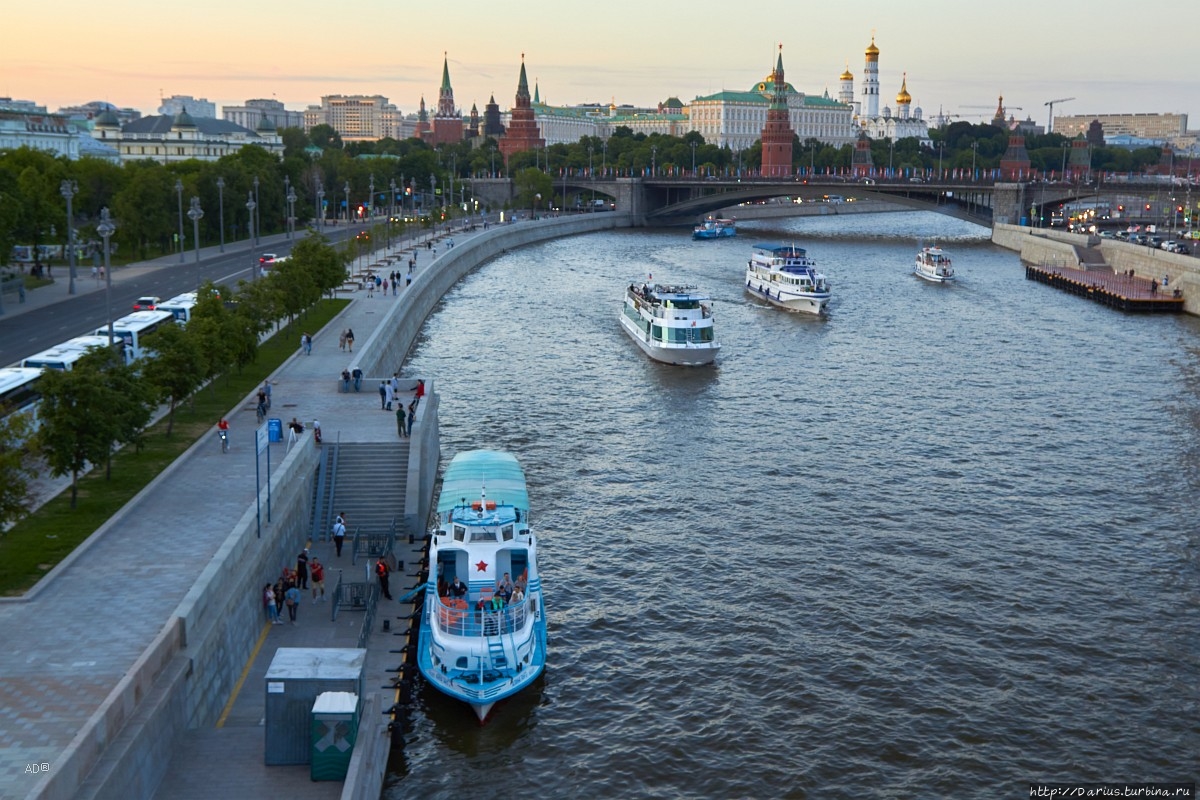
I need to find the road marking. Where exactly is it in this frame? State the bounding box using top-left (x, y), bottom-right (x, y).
top-left (215, 621), bottom-right (271, 728)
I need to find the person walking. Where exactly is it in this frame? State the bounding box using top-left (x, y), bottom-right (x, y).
top-left (346, 329), bottom-right (355, 352)
top-left (375, 556), bottom-right (393, 600)
top-left (284, 583), bottom-right (302, 624)
top-left (352, 366), bottom-right (363, 393)
top-left (310, 557), bottom-right (326, 603)
top-left (407, 401), bottom-right (416, 436)
top-left (339, 330), bottom-right (347, 351)
top-left (264, 583), bottom-right (281, 625)
top-left (378, 381), bottom-right (388, 410)
top-left (262, 380), bottom-right (272, 410)
top-left (296, 549), bottom-right (309, 590)
top-left (332, 518), bottom-right (346, 557)
top-left (396, 404), bottom-right (407, 437)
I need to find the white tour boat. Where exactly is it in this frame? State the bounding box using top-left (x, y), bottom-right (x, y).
top-left (418, 450), bottom-right (546, 721)
top-left (914, 245), bottom-right (955, 283)
top-left (745, 243), bottom-right (831, 314)
top-left (620, 281), bottom-right (720, 366)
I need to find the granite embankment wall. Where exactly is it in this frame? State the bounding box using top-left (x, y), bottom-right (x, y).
top-left (992, 223), bottom-right (1199, 315)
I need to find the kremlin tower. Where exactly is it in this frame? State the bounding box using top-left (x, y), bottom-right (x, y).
top-left (499, 55), bottom-right (545, 169)
top-left (759, 46), bottom-right (794, 178)
top-left (415, 96), bottom-right (430, 140)
top-left (429, 54), bottom-right (464, 145)
top-left (862, 36), bottom-right (880, 119)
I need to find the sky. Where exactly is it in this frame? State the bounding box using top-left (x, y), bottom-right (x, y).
top-left (2, 0), bottom-right (1195, 133)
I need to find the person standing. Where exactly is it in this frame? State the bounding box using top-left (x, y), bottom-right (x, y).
top-left (332, 518), bottom-right (346, 557)
top-left (296, 549), bottom-right (309, 590)
top-left (299, 332), bottom-right (307, 356)
top-left (384, 381), bottom-right (395, 411)
top-left (284, 583), bottom-right (302, 624)
top-left (407, 401), bottom-right (416, 436)
top-left (378, 381), bottom-right (388, 410)
top-left (262, 381), bottom-right (272, 410)
top-left (352, 366), bottom-right (363, 393)
top-left (396, 404), bottom-right (407, 437)
top-left (414, 378), bottom-right (425, 410)
top-left (341, 368), bottom-right (351, 393)
top-left (310, 557), bottom-right (326, 602)
top-left (264, 583), bottom-right (281, 625)
top-left (375, 556), bottom-right (393, 600)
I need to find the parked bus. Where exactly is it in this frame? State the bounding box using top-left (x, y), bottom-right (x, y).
top-left (0, 367), bottom-right (45, 432)
top-left (158, 292), bottom-right (198, 324)
top-left (92, 310), bottom-right (174, 361)
top-left (21, 336), bottom-right (128, 371)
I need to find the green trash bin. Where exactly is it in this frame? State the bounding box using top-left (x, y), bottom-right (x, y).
top-left (311, 691), bottom-right (359, 781)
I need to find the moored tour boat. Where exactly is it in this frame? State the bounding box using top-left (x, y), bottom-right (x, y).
top-left (745, 243), bottom-right (831, 314)
top-left (418, 450), bottom-right (546, 722)
top-left (620, 281), bottom-right (720, 366)
top-left (692, 217), bottom-right (736, 240)
top-left (914, 245), bottom-right (955, 283)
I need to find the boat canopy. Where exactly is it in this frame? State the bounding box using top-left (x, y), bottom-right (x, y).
top-left (437, 450), bottom-right (529, 514)
top-left (752, 243), bottom-right (807, 257)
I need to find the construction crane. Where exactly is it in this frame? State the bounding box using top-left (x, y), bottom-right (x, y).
top-left (1044, 97), bottom-right (1075, 133)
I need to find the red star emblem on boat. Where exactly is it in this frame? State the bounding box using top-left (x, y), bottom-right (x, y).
top-left (475, 560), bottom-right (488, 572)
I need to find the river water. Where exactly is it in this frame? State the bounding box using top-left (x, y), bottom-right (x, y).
top-left (386, 211), bottom-right (1200, 799)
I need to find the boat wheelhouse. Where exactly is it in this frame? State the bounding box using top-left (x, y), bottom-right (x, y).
top-left (692, 217), bottom-right (737, 240)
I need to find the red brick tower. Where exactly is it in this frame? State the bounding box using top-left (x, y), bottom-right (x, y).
top-left (499, 55), bottom-right (545, 169)
top-left (760, 46), bottom-right (794, 178)
top-left (415, 96), bottom-right (430, 140)
top-left (430, 53), bottom-right (464, 146)
top-left (999, 133), bottom-right (1031, 180)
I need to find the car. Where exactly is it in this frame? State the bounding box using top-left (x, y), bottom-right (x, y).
top-left (258, 252), bottom-right (278, 265)
top-left (1146, 236), bottom-right (1163, 248)
top-left (1160, 240), bottom-right (1180, 251)
top-left (1098, 230), bottom-right (1116, 239)
top-left (1169, 243), bottom-right (1190, 255)
top-left (133, 296), bottom-right (161, 310)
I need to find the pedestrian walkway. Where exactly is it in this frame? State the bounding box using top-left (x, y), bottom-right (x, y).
top-left (0, 222), bottom-right (471, 800)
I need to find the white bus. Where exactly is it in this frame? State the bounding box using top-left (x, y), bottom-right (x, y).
top-left (92, 310), bottom-right (175, 361)
top-left (158, 292), bottom-right (198, 324)
top-left (21, 336), bottom-right (128, 370)
top-left (0, 367), bottom-right (45, 432)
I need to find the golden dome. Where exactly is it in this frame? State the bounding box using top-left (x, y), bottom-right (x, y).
top-left (840, 64), bottom-right (854, 81)
top-left (895, 73), bottom-right (911, 104)
top-left (865, 37), bottom-right (879, 60)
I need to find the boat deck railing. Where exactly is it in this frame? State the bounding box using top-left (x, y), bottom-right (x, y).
top-left (436, 595), bottom-right (531, 637)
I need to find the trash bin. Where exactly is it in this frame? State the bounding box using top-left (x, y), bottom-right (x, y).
top-left (268, 418), bottom-right (283, 442)
top-left (310, 691), bottom-right (360, 781)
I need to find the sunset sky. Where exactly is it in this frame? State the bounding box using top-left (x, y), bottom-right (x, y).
top-left (3, 0), bottom-right (1194, 132)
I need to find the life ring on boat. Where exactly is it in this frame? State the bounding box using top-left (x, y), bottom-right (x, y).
top-left (470, 500), bottom-right (497, 511)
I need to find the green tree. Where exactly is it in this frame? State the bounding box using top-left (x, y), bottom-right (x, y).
top-left (0, 408), bottom-right (37, 526)
top-left (513, 168), bottom-right (553, 213)
top-left (36, 365), bottom-right (118, 508)
top-left (141, 322), bottom-right (206, 436)
top-left (309, 125), bottom-right (343, 150)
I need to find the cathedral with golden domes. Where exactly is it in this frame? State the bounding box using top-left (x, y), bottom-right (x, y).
top-left (841, 36), bottom-right (932, 146)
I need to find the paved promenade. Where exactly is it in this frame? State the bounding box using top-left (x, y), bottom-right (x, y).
top-left (0, 226), bottom-right (461, 800)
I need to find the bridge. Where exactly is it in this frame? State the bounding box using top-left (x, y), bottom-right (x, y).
top-left (469, 176), bottom-right (1187, 229)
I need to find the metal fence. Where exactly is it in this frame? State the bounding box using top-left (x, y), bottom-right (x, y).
top-left (351, 516), bottom-right (396, 565)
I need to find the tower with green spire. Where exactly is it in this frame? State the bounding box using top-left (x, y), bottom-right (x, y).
top-left (760, 45), bottom-right (795, 177)
top-left (499, 54), bottom-right (545, 169)
top-left (431, 52), bottom-right (464, 145)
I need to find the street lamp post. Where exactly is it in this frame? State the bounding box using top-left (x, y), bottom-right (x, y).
top-left (937, 141), bottom-right (944, 181)
top-left (253, 176), bottom-right (260, 245)
top-left (286, 188), bottom-right (296, 241)
top-left (429, 175), bottom-right (435, 235)
top-left (691, 141), bottom-right (697, 177)
top-left (60, 180), bottom-right (78, 295)
top-left (888, 140), bottom-right (894, 176)
top-left (651, 146), bottom-right (657, 177)
top-left (534, 192), bottom-right (541, 220)
top-left (971, 142), bottom-right (979, 179)
top-left (97, 208), bottom-right (116, 345)
top-left (187, 197), bottom-right (204, 290)
top-left (246, 191), bottom-right (257, 282)
top-left (174, 179), bottom-right (185, 263)
top-left (368, 174), bottom-right (375, 226)
top-left (283, 175), bottom-right (292, 240)
top-left (602, 141), bottom-right (608, 177)
top-left (589, 145), bottom-right (595, 210)
top-left (1061, 144), bottom-right (1068, 181)
top-left (216, 177), bottom-right (225, 253)
top-left (315, 179), bottom-right (324, 232)
top-left (344, 182), bottom-right (350, 226)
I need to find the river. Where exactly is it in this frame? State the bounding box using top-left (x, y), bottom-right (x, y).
top-left (386, 210), bottom-right (1200, 799)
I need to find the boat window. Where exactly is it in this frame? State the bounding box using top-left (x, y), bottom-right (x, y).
top-left (470, 529), bottom-right (498, 542)
top-left (502, 524), bottom-right (514, 541)
top-left (453, 525), bottom-right (466, 542)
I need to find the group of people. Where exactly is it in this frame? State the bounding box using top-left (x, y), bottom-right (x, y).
top-left (340, 366), bottom-right (364, 393)
top-left (439, 570), bottom-right (526, 611)
top-left (300, 332), bottom-right (313, 355)
top-left (263, 549), bottom-right (326, 625)
top-left (337, 329), bottom-right (355, 352)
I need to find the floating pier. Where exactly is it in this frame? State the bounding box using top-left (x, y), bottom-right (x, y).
top-left (1025, 263), bottom-right (1184, 313)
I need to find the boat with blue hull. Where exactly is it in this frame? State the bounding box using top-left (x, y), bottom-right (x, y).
top-left (692, 217), bottom-right (736, 240)
top-left (745, 243), bottom-right (831, 314)
top-left (418, 450), bottom-right (546, 721)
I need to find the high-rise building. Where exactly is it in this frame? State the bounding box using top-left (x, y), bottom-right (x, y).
top-left (158, 94), bottom-right (216, 119)
top-left (499, 57), bottom-right (545, 167)
top-left (760, 47), bottom-right (794, 177)
top-left (223, 99), bottom-right (303, 131)
top-left (303, 95), bottom-right (405, 141)
top-left (1053, 112), bottom-right (1188, 143)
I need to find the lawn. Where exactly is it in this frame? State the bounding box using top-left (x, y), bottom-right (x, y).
top-left (0, 299), bottom-right (348, 596)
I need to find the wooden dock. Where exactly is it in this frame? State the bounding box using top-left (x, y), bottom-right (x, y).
top-left (1025, 264), bottom-right (1185, 313)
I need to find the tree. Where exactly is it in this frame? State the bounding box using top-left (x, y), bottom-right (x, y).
top-left (290, 232), bottom-right (350, 297)
top-left (0, 408), bottom-right (37, 527)
top-left (36, 365), bottom-right (119, 508)
top-left (141, 322), bottom-right (206, 436)
top-left (309, 125), bottom-right (343, 151)
top-left (513, 168), bottom-right (553, 212)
